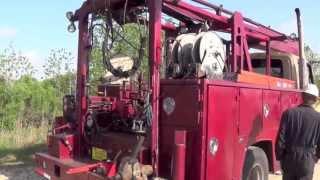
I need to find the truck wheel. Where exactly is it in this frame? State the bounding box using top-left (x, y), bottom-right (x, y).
top-left (242, 146), bottom-right (269, 180)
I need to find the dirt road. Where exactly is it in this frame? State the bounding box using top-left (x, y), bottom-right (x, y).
top-left (0, 164), bottom-right (319, 180)
top-left (0, 165), bottom-right (42, 180)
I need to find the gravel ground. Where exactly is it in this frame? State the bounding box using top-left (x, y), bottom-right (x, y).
top-left (269, 163), bottom-right (320, 180)
top-left (0, 165), bottom-right (43, 180)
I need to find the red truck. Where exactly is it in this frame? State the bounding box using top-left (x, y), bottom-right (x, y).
top-left (35, 0), bottom-right (314, 180)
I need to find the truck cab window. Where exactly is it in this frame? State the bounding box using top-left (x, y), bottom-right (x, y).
top-left (251, 59), bottom-right (284, 78)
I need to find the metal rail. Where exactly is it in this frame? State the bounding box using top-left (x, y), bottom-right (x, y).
top-left (192, 0), bottom-right (287, 37)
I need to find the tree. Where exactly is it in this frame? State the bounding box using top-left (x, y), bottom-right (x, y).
top-left (44, 48), bottom-right (75, 78)
top-left (0, 46), bottom-right (36, 129)
top-left (305, 45), bottom-right (320, 86)
top-left (305, 45), bottom-right (320, 62)
top-left (43, 48), bottom-right (76, 95)
top-left (89, 22), bottom-right (149, 86)
top-left (0, 45), bottom-right (35, 81)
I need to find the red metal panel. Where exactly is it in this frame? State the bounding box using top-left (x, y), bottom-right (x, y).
top-left (160, 85), bottom-right (199, 127)
top-left (35, 153), bottom-right (90, 180)
top-left (48, 134), bottom-right (74, 159)
top-left (206, 85), bottom-right (238, 180)
top-left (261, 90), bottom-right (281, 172)
top-left (238, 88), bottom-right (263, 139)
top-left (159, 80), bottom-right (203, 180)
top-left (262, 90), bottom-right (281, 131)
top-left (233, 88), bottom-right (262, 179)
top-left (281, 91), bottom-right (302, 112)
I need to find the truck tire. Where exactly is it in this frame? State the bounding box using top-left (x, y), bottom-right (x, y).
top-left (242, 146), bottom-right (269, 180)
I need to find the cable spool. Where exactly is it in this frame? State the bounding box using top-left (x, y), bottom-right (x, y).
top-left (192, 31), bottom-right (226, 78)
top-left (171, 33), bottom-right (196, 76)
top-left (191, 32), bottom-right (206, 64)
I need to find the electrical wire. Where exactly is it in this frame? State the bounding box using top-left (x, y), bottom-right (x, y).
top-left (123, 0), bottom-right (128, 24)
top-left (88, 5), bottom-right (147, 78)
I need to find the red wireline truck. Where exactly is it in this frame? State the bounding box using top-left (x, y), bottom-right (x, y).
top-left (34, 0), bottom-right (314, 180)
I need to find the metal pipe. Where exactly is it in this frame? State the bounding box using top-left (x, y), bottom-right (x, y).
top-left (295, 8), bottom-right (308, 89)
top-left (192, 0), bottom-right (233, 16)
top-left (131, 136), bottom-right (145, 158)
top-left (172, 131), bottom-right (187, 180)
top-left (173, 144), bottom-right (186, 180)
top-left (295, 8), bottom-right (305, 60)
top-left (192, 0), bottom-right (286, 37)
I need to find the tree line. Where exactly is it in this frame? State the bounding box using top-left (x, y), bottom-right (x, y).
top-left (0, 47), bottom-right (75, 130)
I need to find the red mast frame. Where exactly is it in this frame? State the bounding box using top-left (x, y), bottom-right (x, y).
top-left (70, 0), bottom-right (299, 173)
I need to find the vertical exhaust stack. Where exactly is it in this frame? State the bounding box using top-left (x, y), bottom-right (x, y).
top-left (295, 8), bottom-right (309, 89)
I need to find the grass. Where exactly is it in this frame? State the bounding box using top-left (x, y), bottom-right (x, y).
top-left (0, 124), bottom-right (49, 166)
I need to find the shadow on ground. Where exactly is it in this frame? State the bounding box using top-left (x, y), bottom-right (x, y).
top-left (0, 143), bottom-right (46, 166)
top-left (0, 164), bottom-right (44, 180)
top-left (0, 144), bottom-right (46, 180)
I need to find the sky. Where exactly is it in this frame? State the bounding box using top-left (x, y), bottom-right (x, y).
top-left (0, 1), bottom-right (82, 78)
top-left (0, 0), bottom-right (319, 78)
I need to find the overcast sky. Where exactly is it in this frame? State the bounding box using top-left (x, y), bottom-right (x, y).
top-left (0, 0), bottom-right (319, 77)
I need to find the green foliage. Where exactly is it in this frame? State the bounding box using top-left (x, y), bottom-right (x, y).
top-left (0, 47), bottom-right (75, 130)
top-left (305, 45), bottom-right (320, 87)
top-left (0, 75), bottom-right (62, 129)
top-left (89, 22), bottom-right (149, 85)
top-left (89, 47), bottom-right (105, 85)
top-left (305, 45), bottom-right (320, 62)
top-left (113, 23), bottom-right (149, 75)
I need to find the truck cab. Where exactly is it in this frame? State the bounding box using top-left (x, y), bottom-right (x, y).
top-left (251, 52), bottom-right (314, 88)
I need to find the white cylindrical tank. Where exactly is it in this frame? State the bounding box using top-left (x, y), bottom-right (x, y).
top-left (172, 33), bottom-right (196, 66)
top-left (192, 31), bottom-right (226, 78)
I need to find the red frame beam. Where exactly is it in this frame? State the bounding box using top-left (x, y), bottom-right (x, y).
top-left (164, 0), bottom-right (298, 56)
top-left (148, 0), bottom-right (162, 175)
top-left (75, 11), bottom-right (89, 157)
